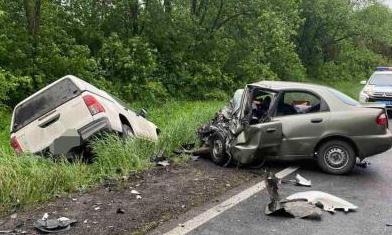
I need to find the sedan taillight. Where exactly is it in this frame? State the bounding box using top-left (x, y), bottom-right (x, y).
top-left (10, 136), bottom-right (22, 154)
top-left (83, 95), bottom-right (105, 115)
top-left (376, 113), bottom-right (388, 127)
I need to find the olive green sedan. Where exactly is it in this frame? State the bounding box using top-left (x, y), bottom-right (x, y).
top-left (199, 81), bottom-right (392, 174)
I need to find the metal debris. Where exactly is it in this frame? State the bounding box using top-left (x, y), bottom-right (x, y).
top-left (34, 214), bottom-right (77, 233)
top-left (356, 161), bottom-right (371, 168)
top-left (190, 156), bottom-right (200, 161)
top-left (286, 191), bottom-right (358, 213)
top-left (130, 190), bottom-right (140, 195)
top-left (116, 208), bottom-right (125, 214)
top-left (157, 160), bottom-right (170, 167)
top-left (264, 172), bottom-right (284, 215)
top-left (295, 174), bottom-right (311, 187)
top-left (150, 149), bottom-right (167, 162)
top-left (282, 201), bottom-right (322, 219)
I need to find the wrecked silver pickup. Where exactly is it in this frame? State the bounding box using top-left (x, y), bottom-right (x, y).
top-left (198, 81), bottom-right (392, 174)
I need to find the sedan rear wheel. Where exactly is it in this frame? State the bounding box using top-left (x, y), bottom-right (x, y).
top-left (317, 140), bottom-right (356, 175)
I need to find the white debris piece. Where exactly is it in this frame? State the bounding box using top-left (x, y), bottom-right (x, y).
top-left (295, 174), bottom-right (311, 187)
top-left (42, 213), bottom-right (49, 221)
top-left (131, 190), bottom-right (140, 195)
top-left (286, 191), bottom-right (358, 213)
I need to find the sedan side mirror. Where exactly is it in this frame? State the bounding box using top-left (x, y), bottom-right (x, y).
top-left (138, 108), bottom-right (148, 118)
top-left (360, 80), bottom-right (367, 85)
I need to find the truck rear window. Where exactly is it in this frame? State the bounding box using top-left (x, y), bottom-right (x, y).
top-left (12, 78), bottom-right (81, 132)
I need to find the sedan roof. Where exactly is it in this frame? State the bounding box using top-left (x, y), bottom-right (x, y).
top-left (249, 80), bottom-right (327, 91)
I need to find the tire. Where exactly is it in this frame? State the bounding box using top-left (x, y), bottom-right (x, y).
top-left (121, 124), bottom-right (134, 138)
top-left (317, 140), bottom-right (356, 175)
top-left (210, 132), bottom-right (229, 166)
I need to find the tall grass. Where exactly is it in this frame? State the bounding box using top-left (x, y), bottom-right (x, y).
top-left (0, 101), bottom-right (224, 214)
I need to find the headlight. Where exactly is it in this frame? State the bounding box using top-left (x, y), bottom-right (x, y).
top-left (362, 85), bottom-right (374, 95)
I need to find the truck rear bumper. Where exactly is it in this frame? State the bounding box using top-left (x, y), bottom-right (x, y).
top-left (49, 117), bottom-right (111, 155)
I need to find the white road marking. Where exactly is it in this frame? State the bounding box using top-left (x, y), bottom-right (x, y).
top-left (164, 166), bottom-right (299, 235)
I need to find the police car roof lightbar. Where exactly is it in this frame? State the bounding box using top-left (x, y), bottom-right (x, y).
top-left (376, 66), bottom-right (392, 71)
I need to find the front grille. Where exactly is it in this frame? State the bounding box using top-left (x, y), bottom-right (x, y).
top-left (372, 91), bottom-right (392, 97)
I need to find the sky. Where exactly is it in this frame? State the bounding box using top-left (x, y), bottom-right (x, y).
top-left (383, 0), bottom-right (392, 7)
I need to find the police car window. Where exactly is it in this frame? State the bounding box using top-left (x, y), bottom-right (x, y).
top-left (369, 74), bottom-right (392, 86)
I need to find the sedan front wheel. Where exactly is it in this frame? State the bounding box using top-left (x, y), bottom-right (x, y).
top-left (317, 140), bottom-right (356, 175)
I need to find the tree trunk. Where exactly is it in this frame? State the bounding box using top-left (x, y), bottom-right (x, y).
top-left (23, 0), bottom-right (41, 89)
top-left (24, 0), bottom-right (41, 37)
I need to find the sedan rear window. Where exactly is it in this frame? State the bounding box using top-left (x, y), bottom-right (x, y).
top-left (328, 88), bottom-right (359, 106)
top-left (12, 78), bottom-right (81, 132)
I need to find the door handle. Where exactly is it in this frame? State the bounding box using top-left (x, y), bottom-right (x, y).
top-left (266, 128), bottom-right (277, 133)
top-left (38, 113), bottom-right (61, 128)
top-left (311, 118), bottom-right (323, 123)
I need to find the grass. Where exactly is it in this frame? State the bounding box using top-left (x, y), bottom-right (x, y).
top-left (0, 100), bottom-right (224, 214)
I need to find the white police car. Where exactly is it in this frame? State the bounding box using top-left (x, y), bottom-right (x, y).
top-left (359, 67), bottom-right (392, 114)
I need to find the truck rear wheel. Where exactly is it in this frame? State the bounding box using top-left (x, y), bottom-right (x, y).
top-left (122, 124), bottom-right (134, 138)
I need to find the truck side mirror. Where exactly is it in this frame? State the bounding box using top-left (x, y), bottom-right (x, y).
top-left (360, 80), bottom-right (367, 85)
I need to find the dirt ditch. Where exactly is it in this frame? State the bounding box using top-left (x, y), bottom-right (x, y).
top-left (0, 159), bottom-right (262, 235)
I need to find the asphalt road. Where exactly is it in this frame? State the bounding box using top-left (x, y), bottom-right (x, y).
top-left (188, 149), bottom-right (392, 235)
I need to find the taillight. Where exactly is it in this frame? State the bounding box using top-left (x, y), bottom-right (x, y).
top-left (83, 95), bottom-right (105, 115)
top-left (376, 113), bottom-right (388, 127)
top-left (10, 136), bottom-right (22, 154)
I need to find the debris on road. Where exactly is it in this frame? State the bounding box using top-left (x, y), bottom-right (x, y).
top-left (281, 201), bottom-right (322, 219)
top-left (130, 190), bottom-right (140, 195)
top-left (116, 208), bottom-right (125, 214)
top-left (295, 174), bottom-right (311, 187)
top-left (356, 160), bottom-right (371, 168)
top-left (286, 191), bottom-right (358, 213)
top-left (150, 149), bottom-right (166, 163)
top-left (264, 172), bottom-right (356, 219)
top-left (157, 160), bottom-right (170, 167)
top-left (34, 214), bottom-right (77, 233)
top-left (282, 174), bottom-right (312, 187)
top-left (136, 195), bottom-right (142, 200)
top-left (190, 156), bottom-right (200, 161)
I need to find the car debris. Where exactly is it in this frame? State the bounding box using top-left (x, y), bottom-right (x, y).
top-left (150, 149), bottom-right (166, 162)
top-left (282, 174), bottom-right (312, 187)
top-left (157, 160), bottom-right (170, 167)
top-left (130, 190), bottom-right (140, 195)
top-left (281, 201), bottom-right (322, 219)
top-left (264, 172), bottom-right (321, 219)
top-left (356, 160), bottom-right (371, 168)
top-left (285, 191), bottom-right (358, 213)
top-left (116, 208), bottom-right (125, 214)
top-left (190, 156), bottom-right (200, 161)
top-left (198, 81), bottom-right (392, 175)
top-left (34, 214), bottom-right (77, 233)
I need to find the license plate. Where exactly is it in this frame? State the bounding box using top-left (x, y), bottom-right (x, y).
top-left (376, 100), bottom-right (392, 105)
